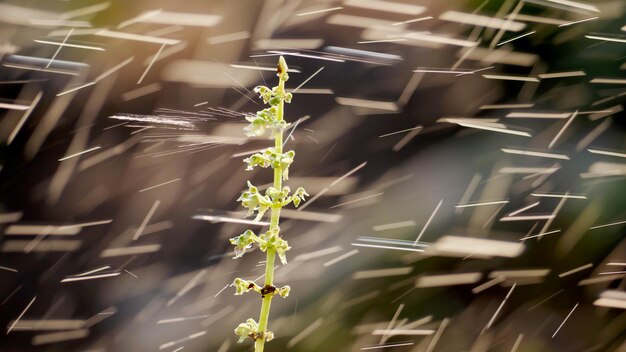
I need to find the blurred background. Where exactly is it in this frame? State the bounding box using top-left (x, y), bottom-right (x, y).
top-left (0, 0), bottom-right (625, 351)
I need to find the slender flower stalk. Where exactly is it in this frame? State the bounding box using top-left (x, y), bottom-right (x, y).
top-left (231, 56), bottom-right (307, 351)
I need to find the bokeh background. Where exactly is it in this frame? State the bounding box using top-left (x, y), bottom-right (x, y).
top-left (0, 0), bottom-right (625, 351)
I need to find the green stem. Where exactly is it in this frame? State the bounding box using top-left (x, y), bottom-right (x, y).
top-left (255, 76), bottom-right (285, 352)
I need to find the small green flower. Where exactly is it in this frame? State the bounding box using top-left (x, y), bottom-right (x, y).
top-left (229, 230), bottom-right (263, 258)
top-left (234, 318), bottom-right (259, 343)
top-left (290, 187), bottom-right (309, 208)
top-left (233, 278), bottom-right (261, 295)
top-left (277, 285), bottom-right (291, 298)
top-left (238, 181), bottom-right (272, 221)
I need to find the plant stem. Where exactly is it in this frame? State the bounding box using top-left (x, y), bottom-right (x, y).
top-left (255, 76), bottom-right (285, 352)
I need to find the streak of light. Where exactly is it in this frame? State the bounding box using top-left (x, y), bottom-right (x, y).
top-left (61, 272), bottom-right (120, 282)
top-left (508, 202), bottom-right (540, 216)
top-left (34, 39), bottom-right (104, 51)
top-left (361, 342), bottom-right (414, 350)
top-left (497, 31), bottom-right (536, 46)
top-left (577, 118), bottom-right (612, 151)
top-left (138, 178), bottom-right (181, 192)
top-left (579, 274), bottom-right (625, 286)
top-left (539, 71), bottom-right (586, 79)
top-left (379, 127), bottom-right (422, 138)
top-left (413, 68), bottom-right (472, 74)
top-left (593, 298), bottom-right (626, 309)
top-left (607, 262), bottom-right (626, 266)
top-left (58, 220), bottom-right (113, 230)
top-left (7, 296), bottom-right (36, 334)
top-left (56, 82), bottom-right (96, 96)
top-left (293, 246), bottom-right (343, 262)
top-left (392, 16), bottom-right (433, 25)
top-left (323, 249), bottom-right (359, 267)
top-left (490, 269), bottom-right (550, 279)
top-left (425, 318), bottom-right (449, 352)
top-left (353, 267), bottom-right (413, 279)
top-left (58, 146), bottom-right (101, 161)
top-left (416, 273), bottom-right (482, 287)
top-left (167, 269), bottom-right (207, 307)
top-left (46, 28), bottom-right (73, 69)
top-left (287, 318), bottom-right (323, 348)
top-left (193, 215), bottom-right (269, 226)
top-left (207, 31), bottom-right (250, 45)
top-left (547, 0), bottom-right (599, 12)
top-left (404, 32), bottom-right (478, 47)
top-left (0, 212), bottom-right (22, 224)
top-left (439, 11), bottom-right (526, 31)
top-left (158, 331), bottom-right (207, 350)
top-left (480, 103), bottom-right (534, 109)
top-left (599, 271), bottom-right (626, 275)
top-left (32, 329), bottom-right (89, 345)
top-left (373, 221), bottom-right (416, 231)
top-left (519, 229), bottom-right (561, 240)
top-left (456, 173), bottom-right (481, 214)
top-left (552, 303), bottom-right (578, 338)
top-left (278, 209), bottom-right (342, 223)
top-left (335, 97), bottom-right (398, 111)
top-left (298, 162), bottom-right (367, 211)
top-left (528, 289), bottom-right (565, 311)
top-left (133, 201), bottom-right (160, 240)
top-left (0, 102), bottom-right (30, 110)
top-left (344, 0), bottom-right (426, 15)
top-left (508, 14), bottom-right (568, 25)
top-left (267, 50), bottom-right (345, 63)
top-left (501, 148), bottom-right (569, 160)
top-left (456, 46), bottom-right (537, 67)
top-left (379, 304), bottom-right (403, 343)
top-left (121, 83), bottom-right (162, 101)
top-left (588, 148), bottom-right (626, 158)
top-left (73, 266), bottom-right (111, 277)
top-left (100, 244), bottom-right (161, 257)
top-left (429, 236), bottom-right (524, 258)
top-left (95, 29), bottom-right (180, 45)
top-left (292, 67), bottom-right (324, 93)
top-left (2, 63), bottom-right (80, 75)
top-left (455, 200), bottom-right (509, 208)
top-left (30, 19), bottom-right (91, 27)
top-left (490, 0), bottom-right (524, 49)
top-left (123, 10), bottom-right (221, 27)
top-left (8, 91), bottom-right (42, 145)
top-left (5, 225), bottom-right (80, 236)
top-left (548, 110), bottom-right (577, 148)
top-left (372, 329), bottom-right (434, 336)
top-left (330, 192), bottom-right (383, 209)
top-left (483, 74), bottom-right (539, 82)
top-left (472, 276), bottom-right (505, 294)
top-left (451, 120), bottom-right (532, 137)
top-left (60, 2), bottom-right (111, 20)
top-left (293, 88), bottom-right (333, 94)
top-left (391, 126), bottom-right (424, 152)
top-left (157, 315), bottom-right (211, 324)
top-left (95, 57), bottom-right (134, 82)
top-left (296, 7), bottom-right (343, 16)
top-left (397, 71), bottom-right (424, 106)
top-left (9, 319), bottom-right (85, 331)
top-left (559, 264), bottom-right (593, 277)
top-left (499, 167), bottom-right (559, 174)
top-left (124, 270), bottom-right (137, 279)
top-left (0, 266), bottom-right (18, 272)
top-left (413, 199), bottom-right (443, 245)
top-left (590, 78), bottom-right (626, 84)
top-left (482, 284), bottom-right (515, 333)
top-left (589, 220), bottom-right (626, 230)
top-left (137, 43), bottom-right (166, 84)
top-left (358, 39), bottom-right (407, 44)
top-left (531, 193), bottom-right (586, 199)
top-left (559, 16), bottom-right (598, 26)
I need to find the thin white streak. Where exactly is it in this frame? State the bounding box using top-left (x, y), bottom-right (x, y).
top-left (588, 148), bottom-right (626, 158)
top-left (193, 215), bottom-right (269, 226)
top-left (7, 296), bottom-right (36, 334)
top-left (138, 178), bottom-right (181, 192)
top-left (137, 43), bottom-right (166, 84)
top-left (352, 243), bottom-right (424, 252)
top-left (552, 303), bottom-right (578, 338)
top-left (46, 29), bottom-right (73, 69)
top-left (559, 16), bottom-right (598, 27)
top-left (456, 200), bottom-right (508, 208)
top-left (58, 146), bottom-right (101, 161)
top-left (482, 284), bottom-right (515, 333)
top-left (414, 199), bottom-right (442, 245)
top-left (323, 249), bottom-right (359, 267)
top-left (590, 220), bottom-right (626, 230)
top-left (133, 201), bottom-right (160, 240)
top-left (425, 318), bottom-right (448, 352)
top-left (549, 110), bottom-right (577, 148)
top-left (558, 264), bottom-right (593, 278)
top-left (61, 272), bottom-right (120, 282)
top-left (508, 202), bottom-right (540, 216)
top-left (296, 6), bottom-right (343, 16)
top-left (497, 31), bottom-right (536, 46)
top-left (483, 74), bottom-right (539, 82)
top-left (531, 193), bottom-right (586, 199)
top-left (519, 229), bottom-right (561, 240)
top-left (501, 148), bottom-right (569, 160)
top-left (292, 67), bottom-right (324, 93)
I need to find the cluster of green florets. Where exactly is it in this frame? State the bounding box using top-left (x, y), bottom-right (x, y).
top-left (231, 57), bottom-right (306, 347)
